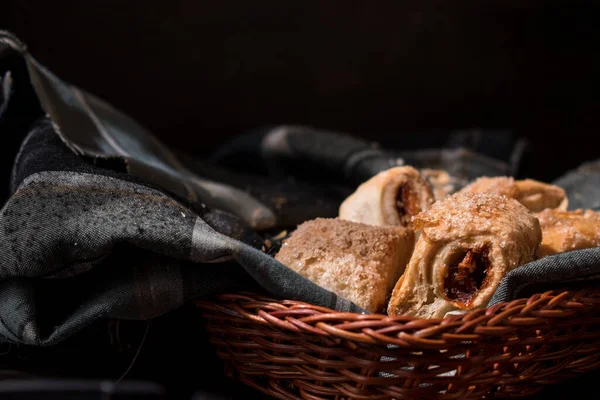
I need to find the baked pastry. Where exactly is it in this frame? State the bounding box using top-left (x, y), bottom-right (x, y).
top-left (275, 218), bottom-right (414, 313)
top-left (339, 166), bottom-right (435, 228)
top-left (420, 168), bottom-right (466, 201)
top-left (536, 208), bottom-right (600, 258)
top-left (459, 176), bottom-right (568, 213)
top-left (387, 192), bottom-right (541, 318)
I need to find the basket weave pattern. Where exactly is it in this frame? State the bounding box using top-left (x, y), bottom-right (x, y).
top-left (197, 288), bottom-right (600, 399)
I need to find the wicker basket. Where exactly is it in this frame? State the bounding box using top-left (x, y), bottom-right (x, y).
top-left (196, 288), bottom-right (600, 399)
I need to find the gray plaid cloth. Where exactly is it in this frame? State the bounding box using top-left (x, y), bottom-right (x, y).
top-left (1, 31), bottom-right (599, 346)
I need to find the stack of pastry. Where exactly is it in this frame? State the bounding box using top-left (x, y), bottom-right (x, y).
top-left (275, 167), bottom-right (600, 316)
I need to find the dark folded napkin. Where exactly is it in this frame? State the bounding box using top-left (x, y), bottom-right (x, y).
top-left (1, 31), bottom-right (599, 346)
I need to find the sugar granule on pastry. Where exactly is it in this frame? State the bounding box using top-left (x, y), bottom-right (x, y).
top-left (275, 218), bottom-right (414, 313)
top-left (388, 192), bottom-right (542, 318)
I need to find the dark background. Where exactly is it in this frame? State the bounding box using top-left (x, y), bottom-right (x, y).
top-left (2, 1), bottom-right (600, 182)
top-left (1, 1), bottom-right (600, 399)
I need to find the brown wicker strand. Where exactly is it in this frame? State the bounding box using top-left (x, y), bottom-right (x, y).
top-left (197, 287), bottom-right (600, 399)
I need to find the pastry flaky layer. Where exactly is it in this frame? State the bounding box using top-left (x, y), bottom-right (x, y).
top-left (387, 192), bottom-right (542, 319)
top-left (339, 166), bottom-right (435, 228)
top-left (536, 208), bottom-right (600, 258)
top-left (459, 176), bottom-right (568, 213)
top-left (275, 218), bottom-right (415, 313)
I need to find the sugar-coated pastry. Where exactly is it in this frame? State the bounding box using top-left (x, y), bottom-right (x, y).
top-left (459, 176), bottom-right (568, 213)
top-left (339, 166), bottom-right (435, 228)
top-left (387, 192), bottom-right (542, 318)
top-left (275, 218), bottom-right (414, 313)
top-left (536, 208), bottom-right (600, 258)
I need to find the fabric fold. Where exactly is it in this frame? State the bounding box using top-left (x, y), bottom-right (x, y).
top-left (0, 119), bottom-right (365, 345)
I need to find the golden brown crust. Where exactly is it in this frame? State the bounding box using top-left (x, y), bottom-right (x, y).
top-left (275, 218), bottom-right (415, 313)
top-left (388, 192), bottom-right (542, 318)
top-left (339, 166), bottom-right (435, 228)
top-left (460, 176), bottom-right (520, 199)
top-left (459, 176), bottom-right (568, 213)
top-left (515, 179), bottom-right (569, 212)
top-left (536, 208), bottom-right (600, 257)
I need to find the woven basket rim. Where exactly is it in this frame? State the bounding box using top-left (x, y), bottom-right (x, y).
top-left (196, 287), bottom-right (600, 347)
top-left (197, 288), bottom-right (600, 399)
